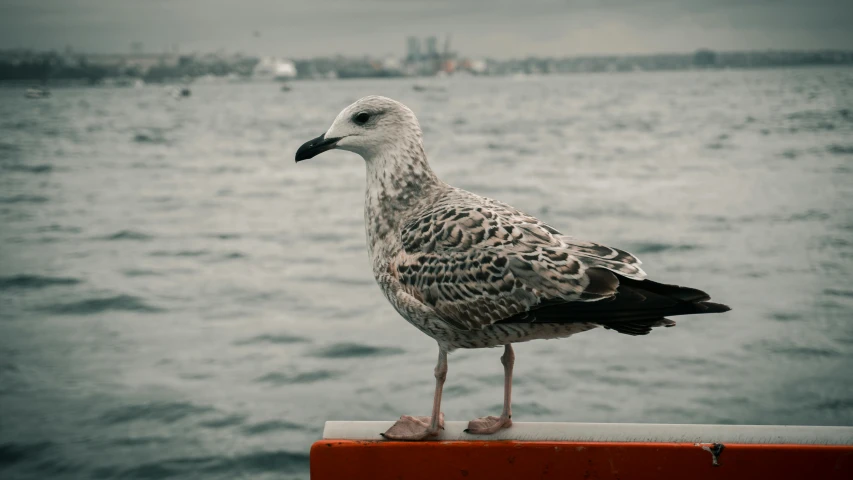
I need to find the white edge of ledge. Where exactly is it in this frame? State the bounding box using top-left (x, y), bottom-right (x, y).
top-left (322, 421), bottom-right (853, 445)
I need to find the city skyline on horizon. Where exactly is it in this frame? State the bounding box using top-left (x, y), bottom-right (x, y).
top-left (2, 0), bottom-right (852, 60)
top-left (4, 40), bottom-right (853, 62)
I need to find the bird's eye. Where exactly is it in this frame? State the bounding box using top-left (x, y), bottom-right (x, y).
top-left (353, 112), bottom-right (371, 125)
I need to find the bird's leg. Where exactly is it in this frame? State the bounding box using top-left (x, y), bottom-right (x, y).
top-left (466, 344), bottom-right (514, 434)
top-left (381, 348), bottom-right (447, 441)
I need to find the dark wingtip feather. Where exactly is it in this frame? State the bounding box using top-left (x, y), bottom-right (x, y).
top-left (618, 277), bottom-right (711, 303)
top-left (603, 322), bottom-right (654, 336)
top-left (497, 274), bottom-right (730, 337)
top-left (696, 301), bottom-right (731, 314)
top-left (603, 317), bottom-right (677, 336)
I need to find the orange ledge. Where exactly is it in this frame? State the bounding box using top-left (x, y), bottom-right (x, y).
top-left (311, 440), bottom-right (853, 480)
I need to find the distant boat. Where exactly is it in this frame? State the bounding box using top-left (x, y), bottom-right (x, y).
top-left (281, 84), bottom-right (292, 92)
top-left (253, 57), bottom-right (298, 82)
top-left (168, 86), bottom-right (192, 99)
top-left (412, 84), bottom-right (446, 93)
top-left (25, 86), bottom-right (50, 99)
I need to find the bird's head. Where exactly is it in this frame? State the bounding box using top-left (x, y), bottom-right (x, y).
top-left (295, 96), bottom-right (422, 162)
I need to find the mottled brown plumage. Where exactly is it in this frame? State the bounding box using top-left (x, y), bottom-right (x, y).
top-left (295, 95), bottom-right (730, 440)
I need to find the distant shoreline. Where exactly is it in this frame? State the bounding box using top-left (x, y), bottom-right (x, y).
top-left (2, 47), bottom-right (852, 84)
top-left (0, 62), bottom-right (851, 88)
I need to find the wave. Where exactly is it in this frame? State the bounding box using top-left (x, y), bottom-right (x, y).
top-left (149, 250), bottom-right (209, 257)
top-left (100, 230), bottom-right (153, 241)
top-left (39, 294), bottom-right (163, 315)
top-left (772, 346), bottom-right (841, 358)
top-left (234, 334), bottom-right (310, 346)
top-left (780, 149), bottom-right (799, 159)
top-left (111, 436), bottom-right (173, 446)
top-left (824, 288), bottom-right (853, 299)
top-left (205, 233), bottom-right (241, 240)
top-left (241, 420), bottom-right (308, 435)
top-left (785, 209), bottom-right (830, 222)
top-left (0, 441), bottom-right (53, 469)
top-left (198, 415), bottom-right (247, 429)
top-left (627, 242), bottom-right (700, 254)
top-left (504, 401), bottom-right (553, 416)
top-left (132, 130), bottom-right (170, 145)
top-left (255, 370), bottom-right (339, 385)
top-left (0, 141), bottom-right (21, 159)
top-left (101, 450), bottom-right (309, 478)
top-left (311, 342), bottom-right (405, 359)
top-left (303, 232), bottom-right (351, 244)
top-left (786, 109), bottom-right (852, 132)
top-left (754, 341), bottom-right (841, 358)
top-left (767, 311), bottom-right (802, 322)
top-left (2, 164), bottom-right (53, 173)
top-left (100, 401), bottom-right (215, 425)
top-left (300, 275), bottom-right (372, 286)
top-left (214, 450), bottom-right (309, 474)
top-left (0, 274), bottom-right (81, 290)
top-left (218, 252), bottom-right (247, 261)
top-left (122, 269), bottom-right (164, 277)
top-left (443, 384), bottom-right (474, 398)
top-left (0, 194), bottom-right (49, 204)
top-left (827, 144), bottom-right (853, 155)
top-left (815, 398), bottom-right (853, 411)
top-left (35, 224), bottom-right (81, 234)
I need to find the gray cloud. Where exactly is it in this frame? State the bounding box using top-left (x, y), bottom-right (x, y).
top-left (0, 0), bottom-right (851, 57)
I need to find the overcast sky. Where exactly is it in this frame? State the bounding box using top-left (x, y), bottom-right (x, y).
top-left (1, 0), bottom-right (851, 58)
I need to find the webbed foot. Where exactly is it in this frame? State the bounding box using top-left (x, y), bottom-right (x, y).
top-left (380, 413), bottom-right (445, 441)
top-left (465, 415), bottom-right (512, 435)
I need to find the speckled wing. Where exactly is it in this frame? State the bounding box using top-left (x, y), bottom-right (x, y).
top-left (391, 191), bottom-right (646, 331)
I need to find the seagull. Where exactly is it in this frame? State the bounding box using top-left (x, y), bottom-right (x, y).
top-left (295, 96), bottom-right (730, 441)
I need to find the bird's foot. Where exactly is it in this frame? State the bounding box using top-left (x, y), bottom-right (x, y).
top-left (381, 413), bottom-right (445, 441)
top-left (465, 415), bottom-right (512, 435)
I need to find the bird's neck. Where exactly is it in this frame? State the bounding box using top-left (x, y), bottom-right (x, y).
top-left (364, 140), bottom-right (444, 259)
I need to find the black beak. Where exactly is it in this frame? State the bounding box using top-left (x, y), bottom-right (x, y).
top-left (295, 134), bottom-right (341, 162)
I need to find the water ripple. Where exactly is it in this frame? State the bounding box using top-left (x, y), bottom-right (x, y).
top-left (0, 274), bottom-right (81, 290)
top-left (824, 288), bottom-right (853, 299)
top-left (100, 401), bottom-right (215, 425)
top-left (234, 334), bottom-right (310, 346)
top-left (95, 450), bottom-right (309, 478)
top-left (149, 250), bottom-right (209, 257)
top-left (100, 230), bottom-right (154, 241)
top-left (1, 164), bottom-right (53, 174)
top-left (256, 370), bottom-right (340, 385)
top-left (311, 342), bottom-right (405, 359)
top-left (122, 269), bottom-right (164, 277)
top-left (38, 294), bottom-right (163, 315)
top-left (0, 441), bottom-right (53, 469)
top-left (768, 311), bottom-right (802, 322)
top-left (0, 195), bottom-right (49, 204)
top-left (627, 242), bottom-right (700, 254)
top-left (241, 420), bottom-right (307, 435)
top-left (198, 415), bottom-right (247, 429)
top-left (827, 144), bottom-right (853, 155)
top-left (132, 129), bottom-right (171, 145)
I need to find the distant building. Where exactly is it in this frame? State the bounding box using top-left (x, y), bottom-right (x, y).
top-left (83, 53), bottom-right (180, 74)
top-left (406, 37), bottom-right (421, 64)
top-left (426, 37), bottom-right (438, 57)
top-left (404, 35), bottom-right (456, 76)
